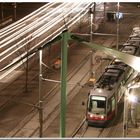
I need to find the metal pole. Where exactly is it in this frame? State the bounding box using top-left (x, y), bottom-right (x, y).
top-left (39, 50), bottom-right (43, 137)
top-left (90, 3), bottom-right (95, 78)
top-left (90, 7), bottom-right (93, 42)
top-left (90, 7), bottom-right (93, 78)
top-left (116, 2), bottom-right (120, 50)
top-left (60, 30), bottom-right (68, 137)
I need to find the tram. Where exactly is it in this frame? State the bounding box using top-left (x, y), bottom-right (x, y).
top-left (86, 27), bottom-right (140, 126)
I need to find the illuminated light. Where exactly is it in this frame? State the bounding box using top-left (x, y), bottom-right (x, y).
top-left (133, 27), bottom-right (140, 31)
top-left (90, 114), bottom-right (94, 118)
top-left (114, 59), bottom-right (121, 62)
top-left (98, 89), bottom-right (102, 93)
top-left (133, 84), bottom-right (140, 88)
top-left (127, 75), bottom-right (140, 89)
top-left (132, 81), bottom-right (135, 84)
top-left (129, 83), bottom-right (140, 89)
top-left (91, 96), bottom-right (105, 101)
top-left (116, 12), bottom-right (123, 19)
top-left (101, 115), bottom-right (104, 119)
top-left (127, 94), bottom-right (137, 103)
top-left (89, 78), bottom-right (96, 82)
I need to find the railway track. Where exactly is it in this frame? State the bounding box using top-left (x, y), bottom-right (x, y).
top-left (40, 37), bottom-right (115, 137)
top-left (72, 117), bottom-right (123, 138)
top-left (40, 20), bottom-right (138, 136)
top-left (0, 35), bottom-right (115, 137)
top-left (69, 7), bottom-right (140, 137)
top-left (1, 2), bottom-right (139, 138)
top-left (1, 36), bottom-right (109, 137)
top-left (0, 20), bottom-right (125, 137)
top-left (71, 117), bottom-right (88, 137)
top-left (0, 3), bottom-right (105, 137)
top-left (5, 50), bottom-right (91, 137)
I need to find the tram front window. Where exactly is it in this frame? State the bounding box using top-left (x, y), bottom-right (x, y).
top-left (89, 96), bottom-right (106, 115)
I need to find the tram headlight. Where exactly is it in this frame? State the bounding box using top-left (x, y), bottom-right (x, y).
top-left (101, 115), bottom-right (104, 119)
top-left (89, 114), bottom-right (94, 118)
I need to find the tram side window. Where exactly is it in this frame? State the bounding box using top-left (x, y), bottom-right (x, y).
top-left (107, 99), bottom-right (111, 114)
top-left (111, 97), bottom-right (115, 111)
top-left (107, 96), bottom-right (115, 114)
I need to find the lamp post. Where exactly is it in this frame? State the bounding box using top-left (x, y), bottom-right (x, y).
top-left (124, 74), bottom-right (140, 136)
top-left (123, 86), bottom-right (138, 137)
top-left (116, 2), bottom-right (120, 50)
top-left (90, 7), bottom-right (93, 42)
top-left (39, 50), bottom-right (43, 137)
top-left (90, 3), bottom-right (95, 79)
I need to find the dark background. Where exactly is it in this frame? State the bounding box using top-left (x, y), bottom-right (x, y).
top-left (0, 3), bottom-right (46, 27)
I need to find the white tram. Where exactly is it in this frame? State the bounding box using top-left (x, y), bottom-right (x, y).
top-left (86, 27), bottom-right (140, 126)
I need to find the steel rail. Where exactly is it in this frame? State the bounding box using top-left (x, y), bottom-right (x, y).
top-left (5, 48), bottom-right (91, 137)
top-left (30, 53), bottom-right (91, 137)
top-left (71, 117), bottom-right (87, 137)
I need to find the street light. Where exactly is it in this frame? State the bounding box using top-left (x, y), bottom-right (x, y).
top-left (116, 2), bottom-right (120, 50)
top-left (89, 3), bottom-right (95, 79)
top-left (39, 50), bottom-right (43, 137)
top-left (127, 94), bottom-right (137, 103)
top-left (127, 91), bottom-right (138, 126)
top-left (123, 78), bottom-right (140, 137)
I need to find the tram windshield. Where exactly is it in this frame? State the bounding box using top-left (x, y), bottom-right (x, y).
top-left (88, 96), bottom-right (106, 115)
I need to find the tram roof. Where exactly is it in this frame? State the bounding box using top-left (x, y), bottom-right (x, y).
top-left (90, 87), bottom-right (114, 99)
